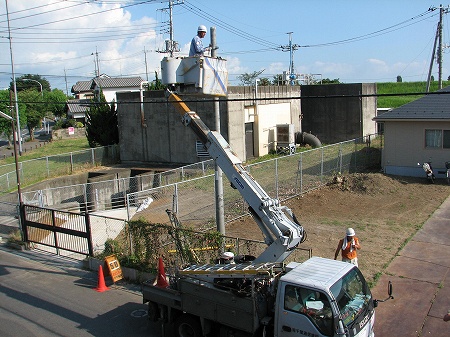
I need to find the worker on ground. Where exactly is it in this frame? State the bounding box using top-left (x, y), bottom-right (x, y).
top-left (334, 227), bottom-right (361, 267)
top-left (189, 25), bottom-right (210, 57)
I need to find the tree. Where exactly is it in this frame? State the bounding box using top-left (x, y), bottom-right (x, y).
top-left (85, 92), bottom-right (119, 147)
top-left (148, 71), bottom-right (165, 90)
top-left (396, 75), bottom-right (402, 83)
top-left (258, 77), bottom-right (271, 86)
top-left (321, 78), bottom-right (341, 84)
top-left (237, 70), bottom-right (265, 86)
top-left (12, 74), bottom-right (51, 93)
top-left (45, 89), bottom-right (68, 119)
top-left (0, 90), bottom-right (13, 146)
top-left (18, 89), bottom-right (46, 140)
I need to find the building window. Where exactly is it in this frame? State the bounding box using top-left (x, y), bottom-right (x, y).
top-left (425, 129), bottom-right (441, 148)
top-left (425, 129), bottom-right (450, 149)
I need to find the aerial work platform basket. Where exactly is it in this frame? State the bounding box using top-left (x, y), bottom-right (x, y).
top-left (161, 56), bottom-right (228, 97)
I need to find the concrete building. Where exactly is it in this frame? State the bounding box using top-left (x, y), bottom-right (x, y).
top-left (116, 86), bottom-right (301, 166)
top-left (300, 83), bottom-right (377, 144)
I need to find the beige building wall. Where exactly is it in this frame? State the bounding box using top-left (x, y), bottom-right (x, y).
top-left (255, 103), bottom-right (292, 156)
top-left (383, 120), bottom-right (450, 176)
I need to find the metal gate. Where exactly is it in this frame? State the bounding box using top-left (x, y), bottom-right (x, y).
top-left (21, 205), bottom-right (93, 257)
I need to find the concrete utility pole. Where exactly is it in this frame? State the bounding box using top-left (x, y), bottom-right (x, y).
top-left (281, 32), bottom-right (299, 86)
top-left (427, 5), bottom-right (449, 91)
top-left (157, 0), bottom-right (182, 56)
top-left (91, 47), bottom-right (100, 77)
top-left (438, 5), bottom-right (444, 89)
top-left (5, 0), bottom-right (22, 154)
top-left (210, 26), bottom-right (225, 236)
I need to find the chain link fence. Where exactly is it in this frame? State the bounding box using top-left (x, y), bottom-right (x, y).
top-left (0, 144), bottom-right (120, 195)
top-left (8, 134), bottom-right (381, 263)
top-left (127, 135), bottom-right (382, 227)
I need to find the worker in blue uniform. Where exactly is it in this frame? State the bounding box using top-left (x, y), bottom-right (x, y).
top-left (189, 25), bottom-right (210, 57)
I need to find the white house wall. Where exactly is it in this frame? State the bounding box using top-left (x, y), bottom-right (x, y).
top-left (383, 120), bottom-right (450, 177)
top-left (255, 103), bottom-right (292, 156)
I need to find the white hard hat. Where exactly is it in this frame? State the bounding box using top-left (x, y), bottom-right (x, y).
top-left (197, 25), bottom-right (207, 32)
top-left (346, 228), bottom-right (355, 236)
top-left (221, 252), bottom-right (234, 259)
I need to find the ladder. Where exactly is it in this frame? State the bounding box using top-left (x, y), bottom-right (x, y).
top-left (179, 262), bottom-right (284, 278)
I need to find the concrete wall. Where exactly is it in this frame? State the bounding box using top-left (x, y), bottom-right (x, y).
top-left (300, 83), bottom-right (377, 144)
top-left (117, 86), bottom-right (302, 165)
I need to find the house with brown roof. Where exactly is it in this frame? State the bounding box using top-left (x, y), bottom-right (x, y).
top-left (373, 85), bottom-right (450, 177)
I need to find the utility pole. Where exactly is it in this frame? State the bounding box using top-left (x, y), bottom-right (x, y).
top-left (144, 46), bottom-right (149, 81)
top-left (157, 0), bottom-right (182, 56)
top-left (64, 68), bottom-right (69, 96)
top-left (438, 5), bottom-right (444, 89)
top-left (281, 32), bottom-right (299, 86)
top-left (427, 5), bottom-right (449, 91)
top-left (210, 26), bottom-right (225, 236)
top-left (5, 0), bottom-right (22, 154)
top-left (92, 47), bottom-right (100, 77)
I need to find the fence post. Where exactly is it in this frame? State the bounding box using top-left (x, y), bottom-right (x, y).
top-left (85, 211), bottom-right (94, 256)
top-left (51, 209), bottom-right (60, 255)
top-left (321, 147), bottom-right (324, 183)
top-left (298, 153), bottom-right (303, 195)
top-left (70, 152), bottom-right (74, 174)
top-left (46, 156), bottom-right (50, 177)
top-left (275, 158), bottom-right (279, 200)
top-left (173, 183), bottom-right (179, 214)
top-left (91, 148), bottom-right (95, 166)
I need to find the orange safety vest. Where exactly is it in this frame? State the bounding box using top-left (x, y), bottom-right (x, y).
top-left (339, 237), bottom-right (359, 260)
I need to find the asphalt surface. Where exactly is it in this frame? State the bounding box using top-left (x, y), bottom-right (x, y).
top-left (0, 245), bottom-right (159, 337)
top-left (371, 192), bottom-right (450, 336)
top-left (0, 132), bottom-right (51, 160)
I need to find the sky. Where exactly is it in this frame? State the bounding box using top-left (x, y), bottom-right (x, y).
top-left (0, 0), bottom-right (448, 94)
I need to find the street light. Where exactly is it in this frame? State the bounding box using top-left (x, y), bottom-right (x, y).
top-left (0, 109), bottom-right (23, 206)
top-left (23, 78), bottom-right (43, 98)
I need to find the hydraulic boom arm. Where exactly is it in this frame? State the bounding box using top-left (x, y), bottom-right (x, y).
top-left (168, 92), bottom-right (306, 263)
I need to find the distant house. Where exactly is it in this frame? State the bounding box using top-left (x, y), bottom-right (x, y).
top-left (68, 75), bottom-right (145, 122)
top-left (66, 98), bottom-right (91, 124)
top-left (373, 85), bottom-right (450, 177)
top-left (71, 80), bottom-right (94, 100)
top-left (90, 75), bottom-right (145, 103)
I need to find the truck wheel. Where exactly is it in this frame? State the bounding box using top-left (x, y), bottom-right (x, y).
top-left (175, 314), bottom-right (202, 337)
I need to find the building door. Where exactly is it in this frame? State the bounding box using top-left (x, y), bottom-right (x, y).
top-left (245, 123), bottom-right (254, 160)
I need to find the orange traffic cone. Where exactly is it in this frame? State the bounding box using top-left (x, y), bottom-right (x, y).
top-left (94, 265), bottom-right (110, 292)
top-left (155, 257), bottom-right (169, 288)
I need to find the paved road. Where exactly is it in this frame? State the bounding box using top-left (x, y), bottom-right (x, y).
top-left (371, 193), bottom-right (450, 336)
top-left (0, 246), bottom-right (162, 337)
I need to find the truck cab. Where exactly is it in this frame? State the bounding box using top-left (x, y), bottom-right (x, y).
top-left (275, 257), bottom-right (375, 337)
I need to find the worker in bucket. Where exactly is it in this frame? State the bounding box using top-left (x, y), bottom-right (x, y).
top-left (334, 227), bottom-right (361, 267)
top-left (189, 25), bottom-right (210, 57)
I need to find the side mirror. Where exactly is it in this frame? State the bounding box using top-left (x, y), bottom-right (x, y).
top-left (374, 281), bottom-right (394, 306)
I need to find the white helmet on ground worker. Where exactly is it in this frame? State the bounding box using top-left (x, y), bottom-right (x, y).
top-left (346, 228), bottom-right (355, 236)
top-left (197, 25), bottom-right (207, 32)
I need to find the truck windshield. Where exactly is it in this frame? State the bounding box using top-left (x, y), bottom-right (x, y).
top-left (330, 268), bottom-right (372, 327)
